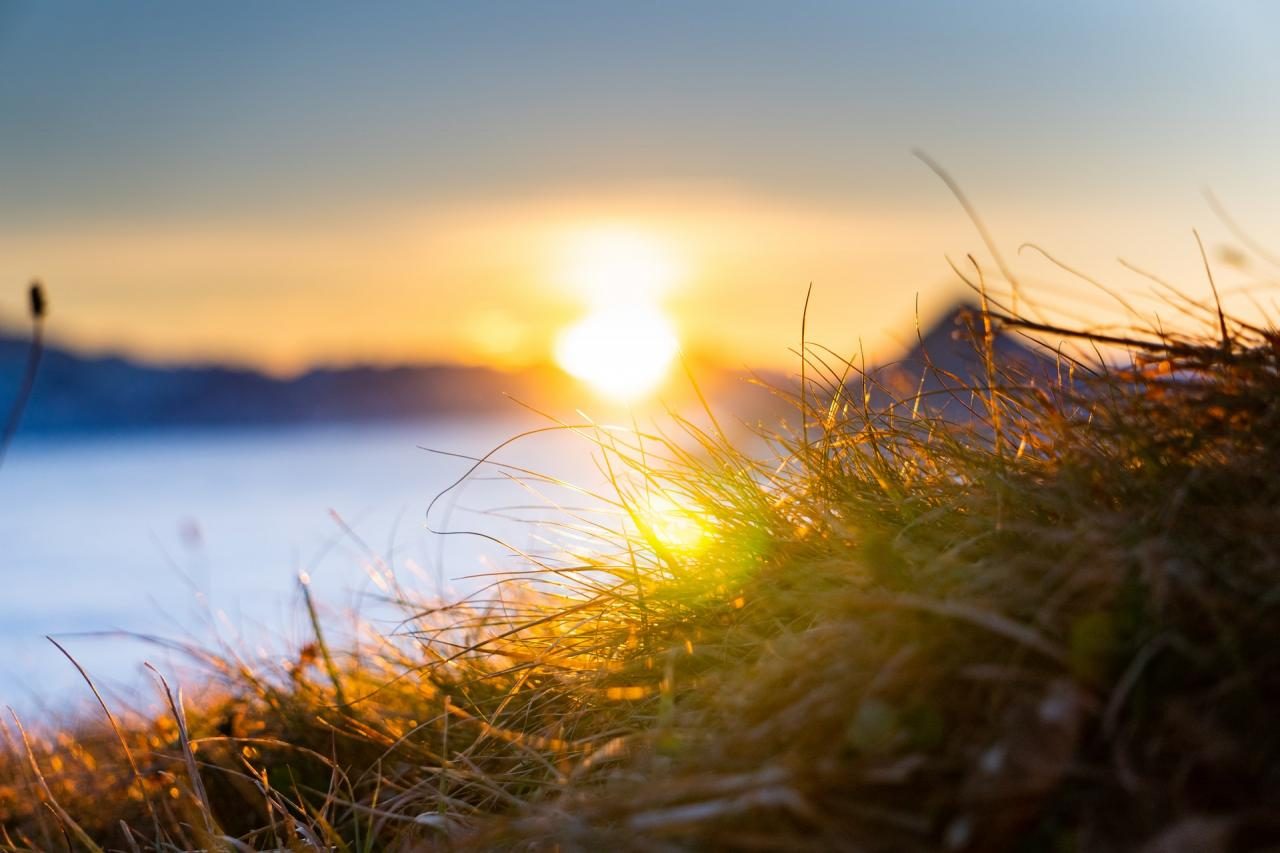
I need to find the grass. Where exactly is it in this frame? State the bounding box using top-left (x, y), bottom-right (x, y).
top-left (4, 283), bottom-right (1280, 851)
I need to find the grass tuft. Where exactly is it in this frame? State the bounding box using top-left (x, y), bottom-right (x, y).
top-left (4, 287), bottom-right (1280, 851)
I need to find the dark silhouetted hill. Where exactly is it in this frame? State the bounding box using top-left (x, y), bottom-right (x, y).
top-left (0, 333), bottom-right (571, 432)
top-left (866, 302), bottom-right (1056, 411)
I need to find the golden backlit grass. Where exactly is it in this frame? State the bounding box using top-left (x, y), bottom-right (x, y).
top-left (4, 291), bottom-right (1280, 851)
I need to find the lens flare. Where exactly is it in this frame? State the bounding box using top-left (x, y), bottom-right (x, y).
top-left (637, 492), bottom-right (706, 553)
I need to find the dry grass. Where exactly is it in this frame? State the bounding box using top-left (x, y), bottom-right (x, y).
top-left (4, 286), bottom-right (1280, 851)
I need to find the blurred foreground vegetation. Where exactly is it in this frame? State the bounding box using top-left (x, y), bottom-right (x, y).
top-left (3, 290), bottom-right (1280, 852)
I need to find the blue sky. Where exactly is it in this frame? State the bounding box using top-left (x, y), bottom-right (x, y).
top-left (1, 2), bottom-right (1278, 369)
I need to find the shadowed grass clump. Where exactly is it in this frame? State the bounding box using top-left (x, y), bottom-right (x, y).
top-left (4, 289), bottom-right (1280, 851)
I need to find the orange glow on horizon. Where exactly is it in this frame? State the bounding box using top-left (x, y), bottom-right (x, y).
top-left (6, 187), bottom-right (1211, 376)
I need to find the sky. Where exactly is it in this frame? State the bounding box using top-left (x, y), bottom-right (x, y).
top-left (2, 1), bottom-right (1279, 373)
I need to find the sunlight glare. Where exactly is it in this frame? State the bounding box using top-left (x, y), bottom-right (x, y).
top-left (637, 492), bottom-right (706, 554)
top-left (553, 227), bottom-right (685, 401)
top-left (562, 228), bottom-right (682, 306)
top-left (554, 305), bottom-right (679, 402)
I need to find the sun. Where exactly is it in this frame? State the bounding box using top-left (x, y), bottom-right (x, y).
top-left (555, 304), bottom-right (679, 402)
top-left (553, 228), bottom-right (684, 402)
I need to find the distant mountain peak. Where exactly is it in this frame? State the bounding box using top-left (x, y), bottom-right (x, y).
top-left (895, 300), bottom-right (1049, 376)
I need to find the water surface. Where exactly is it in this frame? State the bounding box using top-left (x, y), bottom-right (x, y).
top-left (0, 416), bottom-right (604, 709)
